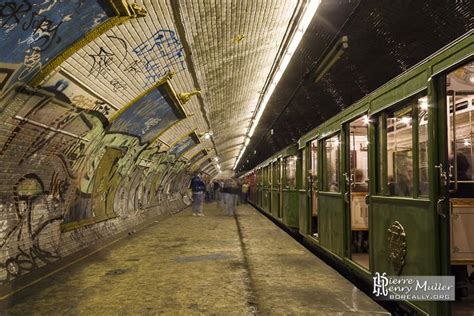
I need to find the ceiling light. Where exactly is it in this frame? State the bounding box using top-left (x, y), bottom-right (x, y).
top-left (234, 0), bottom-right (321, 170)
top-left (363, 115), bottom-right (370, 125)
top-left (400, 117), bottom-right (411, 125)
top-left (418, 97), bottom-right (429, 111)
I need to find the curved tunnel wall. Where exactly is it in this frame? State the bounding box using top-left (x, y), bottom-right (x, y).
top-left (0, 0), bottom-right (222, 286)
top-left (0, 84), bottom-right (193, 284)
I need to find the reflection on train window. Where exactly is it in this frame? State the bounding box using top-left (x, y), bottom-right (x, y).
top-left (310, 140), bottom-right (318, 184)
top-left (284, 156), bottom-right (297, 189)
top-left (418, 96), bottom-right (429, 196)
top-left (386, 103), bottom-right (414, 197)
top-left (323, 134), bottom-right (340, 192)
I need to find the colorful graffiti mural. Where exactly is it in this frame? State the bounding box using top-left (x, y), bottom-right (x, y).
top-left (0, 2), bottom-right (195, 287)
top-left (0, 81), bottom-right (191, 283)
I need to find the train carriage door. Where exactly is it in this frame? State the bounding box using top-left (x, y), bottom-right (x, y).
top-left (319, 133), bottom-right (344, 257)
top-left (345, 116), bottom-right (370, 270)
top-left (438, 61), bottom-right (474, 313)
top-left (309, 139), bottom-right (319, 241)
top-left (271, 159), bottom-right (282, 219)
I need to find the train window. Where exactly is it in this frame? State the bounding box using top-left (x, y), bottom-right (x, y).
top-left (300, 149), bottom-right (306, 189)
top-left (386, 103), bottom-right (414, 197)
top-left (272, 160), bottom-right (279, 186)
top-left (264, 167), bottom-right (269, 186)
top-left (310, 139), bottom-right (318, 185)
top-left (284, 156), bottom-right (297, 189)
top-left (418, 97), bottom-right (429, 196)
top-left (380, 93), bottom-right (428, 197)
top-left (376, 115), bottom-right (385, 194)
top-left (309, 140), bottom-right (319, 238)
top-left (323, 134), bottom-right (340, 192)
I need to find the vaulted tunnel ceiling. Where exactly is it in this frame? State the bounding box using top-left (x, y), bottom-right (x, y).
top-left (1, 0), bottom-right (472, 179)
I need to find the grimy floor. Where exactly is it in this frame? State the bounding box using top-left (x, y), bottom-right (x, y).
top-left (2, 202), bottom-right (389, 315)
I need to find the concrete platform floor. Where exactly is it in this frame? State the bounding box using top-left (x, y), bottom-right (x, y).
top-left (2, 202), bottom-right (389, 315)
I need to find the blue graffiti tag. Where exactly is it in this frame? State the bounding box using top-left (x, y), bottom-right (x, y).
top-left (133, 29), bottom-right (186, 88)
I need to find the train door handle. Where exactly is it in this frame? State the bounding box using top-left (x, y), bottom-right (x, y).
top-left (343, 172), bottom-right (350, 186)
top-left (437, 197), bottom-right (446, 218)
top-left (434, 164), bottom-right (448, 187)
top-left (344, 192), bottom-right (350, 204)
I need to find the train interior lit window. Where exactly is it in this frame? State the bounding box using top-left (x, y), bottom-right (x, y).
top-left (284, 156), bottom-right (297, 189)
top-left (386, 104), bottom-right (414, 197)
top-left (310, 139), bottom-right (318, 239)
top-left (323, 135), bottom-right (340, 192)
top-left (349, 116), bottom-right (369, 269)
top-left (418, 97), bottom-right (429, 196)
top-left (263, 167), bottom-right (268, 186)
top-left (446, 62), bottom-right (474, 308)
top-left (376, 115), bottom-right (385, 194)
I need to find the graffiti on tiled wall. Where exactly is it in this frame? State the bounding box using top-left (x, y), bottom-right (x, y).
top-left (0, 3), bottom-right (194, 285)
top-left (85, 29), bottom-right (187, 91)
top-left (0, 83), bottom-right (191, 283)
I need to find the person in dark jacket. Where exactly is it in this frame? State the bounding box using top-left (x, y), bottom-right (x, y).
top-left (223, 178), bottom-right (238, 216)
top-left (190, 173), bottom-right (206, 216)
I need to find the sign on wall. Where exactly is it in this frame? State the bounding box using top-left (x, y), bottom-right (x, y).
top-left (107, 82), bottom-right (186, 144)
top-left (169, 133), bottom-right (199, 159)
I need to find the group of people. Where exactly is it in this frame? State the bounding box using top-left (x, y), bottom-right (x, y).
top-left (190, 173), bottom-right (249, 217)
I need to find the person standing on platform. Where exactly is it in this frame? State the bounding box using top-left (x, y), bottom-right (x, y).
top-left (212, 181), bottom-right (220, 201)
top-left (190, 173), bottom-right (206, 216)
top-left (223, 178), bottom-right (238, 216)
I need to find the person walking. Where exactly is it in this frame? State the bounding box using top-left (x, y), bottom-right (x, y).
top-left (223, 178), bottom-right (237, 216)
top-left (190, 173), bottom-right (206, 216)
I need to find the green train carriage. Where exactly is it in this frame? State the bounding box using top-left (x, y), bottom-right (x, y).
top-left (245, 31), bottom-right (474, 315)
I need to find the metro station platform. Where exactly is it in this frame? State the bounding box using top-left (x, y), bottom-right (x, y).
top-left (1, 202), bottom-right (388, 315)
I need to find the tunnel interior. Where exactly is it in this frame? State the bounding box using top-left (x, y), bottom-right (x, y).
top-left (0, 0), bottom-right (472, 296)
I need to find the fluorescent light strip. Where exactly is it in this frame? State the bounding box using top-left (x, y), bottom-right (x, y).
top-left (234, 0), bottom-right (320, 170)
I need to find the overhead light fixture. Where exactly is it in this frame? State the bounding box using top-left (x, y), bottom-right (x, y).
top-left (418, 97), bottom-right (429, 111)
top-left (313, 35), bottom-right (349, 83)
top-left (233, 0), bottom-right (321, 170)
top-left (202, 131), bottom-right (213, 140)
top-left (363, 115), bottom-right (370, 125)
